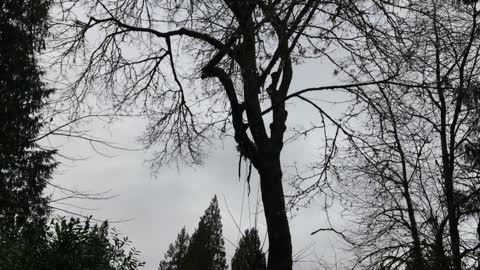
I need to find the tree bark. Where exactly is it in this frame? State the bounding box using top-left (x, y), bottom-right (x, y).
top-left (258, 155), bottom-right (292, 270)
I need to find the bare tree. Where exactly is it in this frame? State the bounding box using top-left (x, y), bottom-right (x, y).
top-left (48, 1), bottom-right (387, 269)
top-left (302, 0), bottom-right (480, 269)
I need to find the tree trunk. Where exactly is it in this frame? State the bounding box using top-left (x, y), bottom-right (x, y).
top-left (224, 3), bottom-right (293, 268)
top-left (403, 186), bottom-right (424, 270)
top-left (258, 155), bottom-right (292, 270)
top-left (440, 119), bottom-right (461, 270)
top-left (445, 172), bottom-right (461, 270)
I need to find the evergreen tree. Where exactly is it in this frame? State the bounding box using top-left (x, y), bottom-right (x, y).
top-left (0, 0), bottom-right (57, 268)
top-left (231, 229), bottom-right (266, 270)
top-left (183, 195), bottom-right (227, 270)
top-left (159, 227), bottom-right (190, 270)
top-left (0, 0), bottom-right (56, 233)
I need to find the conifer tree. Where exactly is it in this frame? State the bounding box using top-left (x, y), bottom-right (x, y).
top-left (159, 227), bottom-right (190, 270)
top-left (231, 229), bottom-right (266, 270)
top-left (0, 0), bottom-right (56, 234)
top-left (183, 196), bottom-right (227, 270)
top-left (0, 0), bottom-right (57, 267)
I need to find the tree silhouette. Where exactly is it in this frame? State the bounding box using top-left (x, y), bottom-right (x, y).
top-left (1, 216), bottom-right (144, 270)
top-left (231, 228), bottom-right (266, 270)
top-left (43, 217), bottom-right (144, 270)
top-left (183, 196), bottom-right (227, 270)
top-left (0, 0), bottom-right (57, 266)
top-left (304, 0), bottom-right (480, 269)
top-left (52, 1), bottom-right (387, 268)
top-left (159, 227), bottom-right (190, 270)
top-left (0, 0), bottom-right (56, 233)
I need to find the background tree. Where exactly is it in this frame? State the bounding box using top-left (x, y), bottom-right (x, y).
top-left (43, 217), bottom-right (144, 270)
top-left (183, 196), bottom-right (227, 270)
top-left (0, 0), bottom-right (57, 266)
top-left (300, 0), bottom-right (480, 269)
top-left (231, 228), bottom-right (266, 270)
top-left (0, 0), bottom-right (56, 234)
top-left (1, 216), bottom-right (144, 270)
top-left (159, 227), bottom-right (190, 270)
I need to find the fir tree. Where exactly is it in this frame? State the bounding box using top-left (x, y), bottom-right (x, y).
top-left (0, 0), bottom-right (56, 233)
top-left (231, 229), bottom-right (266, 270)
top-left (159, 227), bottom-right (190, 270)
top-left (0, 0), bottom-right (56, 268)
top-left (183, 195), bottom-right (227, 270)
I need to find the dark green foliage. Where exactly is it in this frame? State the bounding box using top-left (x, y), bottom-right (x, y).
top-left (183, 196), bottom-right (227, 270)
top-left (1, 217), bottom-right (145, 270)
top-left (0, 0), bottom-right (58, 267)
top-left (159, 227), bottom-right (190, 270)
top-left (231, 229), bottom-right (266, 270)
top-left (0, 0), bottom-right (56, 233)
top-left (45, 218), bottom-right (114, 269)
top-left (44, 217), bottom-right (144, 270)
top-left (0, 221), bottom-right (49, 269)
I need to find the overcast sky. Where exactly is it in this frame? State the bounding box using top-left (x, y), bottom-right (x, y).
top-left (46, 57), bottom-right (351, 269)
